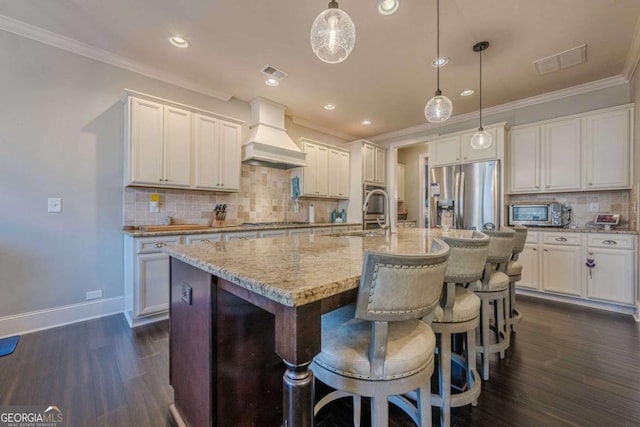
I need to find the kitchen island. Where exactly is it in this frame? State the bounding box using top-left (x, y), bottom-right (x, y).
top-left (163, 228), bottom-right (471, 427)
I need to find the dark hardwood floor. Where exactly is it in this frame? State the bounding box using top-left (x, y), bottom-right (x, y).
top-left (1, 296), bottom-right (639, 426)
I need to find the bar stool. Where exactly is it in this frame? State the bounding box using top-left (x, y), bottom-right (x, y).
top-left (430, 230), bottom-right (489, 427)
top-left (311, 242), bottom-right (450, 427)
top-left (473, 227), bottom-right (515, 381)
top-left (506, 225), bottom-right (528, 333)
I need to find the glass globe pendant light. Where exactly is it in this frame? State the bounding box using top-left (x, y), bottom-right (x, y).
top-left (424, 0), bottom-right (452, 123)
top-left (470, 41), bottom-right (492, 149)
top-left (310, 0), bottom-right (356, 64)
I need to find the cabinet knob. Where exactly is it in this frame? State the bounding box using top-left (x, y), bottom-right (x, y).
top-left (532, 248), bottom-right (537, 251)
top-left (603, 240), bottom-right (618, 245)
top-left (154, 242), bottom-right (167, 248)
top-left (588, 182), bottom-right (593, 186)
top-left (201, 239), bottom-right (210, 243)
top-left (555, 237), bottom-right (568, 242)
top-left (220, 183), bottom-right (224, 187)
top-left (588, 251), bottom-right (594, 256)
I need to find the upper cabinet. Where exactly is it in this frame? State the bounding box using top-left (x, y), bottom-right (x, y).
top-left (123, 90), bottom-right (244, 191)
top-left (508, 105), bottom-right (633, 194)
top-left (192, 115), bottom-right (242, 191)
top-left (430, 127), bottom-right (500, 167)
top-left (363, 142), bottom-right (386, 185)
top-left (292, 138), bottom-right (350, 199)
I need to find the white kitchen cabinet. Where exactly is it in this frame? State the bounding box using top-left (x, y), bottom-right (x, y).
top-left (193, 114), bottom-right (242, 192)
top-left (586, 234), bottom-right (635, 305)
top-left (430, 129), bottom-right (498, 167)
top-left (184, 233), bottom-right (223, 244)
top-left (259, 229), bottom-right (288, 238)
top-left (541, 235), bottom-right (583, 296)
top-left (126, 97), bottom-right (191, 188)
top-left (516, 231), bottom-right (540, 290)
top-left (583, 108), bottom-right (632, 190)
top-left (124, 235), bottom-right (182, 327)
top-left (224, 231), bottom-right (259, 241)
top-left (429, 136), bottom-right (461, 167)
top-left (288, 228), bottom-right (312, 236)
top-left (509, 105), bottom-right (633, 194)
top-left (363, 142), bottom-right (386, 185)
top-left (461, 128), bottom-right (498, 163)
top-left (396, 163), bottom-right (405, 202)
top-left (329, 149), bottom-right (350, 198)
top-left (293, 139), bottom-right (350, 199)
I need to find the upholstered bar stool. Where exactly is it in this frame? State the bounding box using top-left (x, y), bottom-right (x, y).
top-left (430, 230), bottom-right (489, 427)
top-left (473, 227), bottom-right (515, 381)
top-left (311, 242), bottom-right (450, 427)
top-left (506, 225), bottom-right (528, 333)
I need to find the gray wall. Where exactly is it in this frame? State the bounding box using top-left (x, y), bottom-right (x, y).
top-left (397, 144), bottom-right (428, 223)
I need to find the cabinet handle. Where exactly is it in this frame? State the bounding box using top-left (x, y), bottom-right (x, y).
top-left (532, 248), bottom-right (537, 251)
top-left (544, 249), bottom-right (548, 252)
top-left (159, 178), bottom-right (163, 182)
top-left (602, 240), bottom-right (618, 245)
top-left (154, 242), bottom-right (167, 248)
top-left (588, 251), bottom-right (594, 256)
top-left (220, 183), bottom-right (224, 187)
top-left (200, 239), bottom-right (210, 243)
top-left (588, 182), bottom-right (593, 186)
top-left (554, 237), bottom-right (568, 242)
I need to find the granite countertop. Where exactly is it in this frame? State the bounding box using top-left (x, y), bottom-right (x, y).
top-left (523, 226), bottom-right (637, 235)
top-left (162, 228), bottom-right (477, 307)
top-left (122, 221), bottom-right (361, 237)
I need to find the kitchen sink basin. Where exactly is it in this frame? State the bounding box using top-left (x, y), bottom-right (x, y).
top-left (328, 230), bottom-right (386, 238)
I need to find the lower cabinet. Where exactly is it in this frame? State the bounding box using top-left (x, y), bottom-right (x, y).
top-left (516, 230), bottom-right (636, 313)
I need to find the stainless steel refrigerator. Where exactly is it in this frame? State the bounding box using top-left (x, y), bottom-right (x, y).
top-left (429, 160), bottom-right (500, 230)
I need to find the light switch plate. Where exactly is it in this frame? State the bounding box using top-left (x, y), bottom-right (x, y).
top-left (181, 283), bottom-right (192, 305)
top-left (589, 202), bottom-right (599, 213)
top-left (48, 197), bottom-right (62, 213)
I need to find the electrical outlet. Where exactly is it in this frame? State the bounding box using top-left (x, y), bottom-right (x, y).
top-left (86, 290), bottom-right (103, 300)
top-left (589, 202), bottom-right (599, 213)
top-left (48, 197), bottom-right (62, 213)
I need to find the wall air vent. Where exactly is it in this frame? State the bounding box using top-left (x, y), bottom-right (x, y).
top-left (261, 64), bottom-right (288, 81)
top-left (534, 44), bottom-right (587, 75)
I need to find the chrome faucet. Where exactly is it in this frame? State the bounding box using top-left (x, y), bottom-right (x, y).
top-left (362, 189), bottom-right (391, 238)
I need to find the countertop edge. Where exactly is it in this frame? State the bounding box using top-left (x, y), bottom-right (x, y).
top-left (123, 222), bottom-right (362, 237)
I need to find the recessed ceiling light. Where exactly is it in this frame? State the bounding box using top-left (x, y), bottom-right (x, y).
top-left (431, 56), bottom-right (449, 67)
top-left (362, 120), bottom-right (372, 126)
top-left (324, 104), bottom-right (336, 110)
top-left (460, 89), bottom-right (475, 96)
top-left (265, 78), bottom-right (279, 86)
top-left (377, 0), bottom-right (400, 15)
top-left (169, 36), bottom-right (190, 48)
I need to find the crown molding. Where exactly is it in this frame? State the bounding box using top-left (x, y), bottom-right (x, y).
top-left (0, 14), bottom-right (233, 101)
top-left (369, 75), bottom-right (629, 143)
top-left (290, 115), bottom-right (356, 141)
top-left (623, 16), bottom-right (640, 81)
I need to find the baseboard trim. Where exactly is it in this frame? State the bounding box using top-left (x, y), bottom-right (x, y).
top-left (0, 297), bottom-right (124, 338)
top-left (516, 289), bottom-right (636, 317)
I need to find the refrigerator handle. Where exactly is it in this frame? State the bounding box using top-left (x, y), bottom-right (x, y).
top-left (458, 171), bottom-right (465, 229)
top-left (453, 171), bottom-right (460, 229)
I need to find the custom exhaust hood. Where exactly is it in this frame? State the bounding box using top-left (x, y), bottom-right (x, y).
top-left (242, 97), bottom-right (307, 169)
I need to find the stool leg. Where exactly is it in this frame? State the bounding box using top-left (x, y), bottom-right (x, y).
top-left (509, 281), bottom-right (517, 333)
top-left (466, 326), bottom-right (479, 406)
top-left (417, 381), bottom-right (433, 427)
top-left (438, 332), bottom-right (451, 427)
top-left (497, 298), bottom-right (506, 359)
top-left (371, 395), bottom-right (388, 427)
top-left (480, 297), bottom-right (490, 381)
top-left (353, 395), bottom-right (361, 427)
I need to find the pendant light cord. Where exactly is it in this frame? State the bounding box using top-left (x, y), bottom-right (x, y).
top-left (436, 0), bottom-right (441, 95)
top-left (479, 47), bottom-right (483, 130)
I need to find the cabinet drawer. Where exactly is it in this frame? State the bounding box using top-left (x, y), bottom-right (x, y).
top-left (525, 231), bottom-right (540, 244)
top-left (185, 233), bottom-right (223, 244)
top-left (136, 236), bottom-right (182, 254)
top-left (542, 232), bottom-right (581, 246)
top-left (587, 234), bottom-right (635, 250)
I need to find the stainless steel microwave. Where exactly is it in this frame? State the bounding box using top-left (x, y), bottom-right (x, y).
top-left (509, 202), bottom-right (568, 227)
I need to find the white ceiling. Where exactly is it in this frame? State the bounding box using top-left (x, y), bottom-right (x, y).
top-left (1, 0), bottom-right (639, 140)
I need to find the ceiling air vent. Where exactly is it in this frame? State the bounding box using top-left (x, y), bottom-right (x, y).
top-left (534, 44), bottom-right (587, 75)
top-left (261, 64), bottom-right (288, 81)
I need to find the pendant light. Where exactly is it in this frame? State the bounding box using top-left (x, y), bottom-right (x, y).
top-left (424, 0), bottom-right (452, 123)
top-left (470, 41), bottom-right (492, 149)
top-left (310, 1), bottom-right (356, 64)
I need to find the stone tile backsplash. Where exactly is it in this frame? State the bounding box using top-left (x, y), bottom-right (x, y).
top-left (123, 164), bottom-right (341, 226)
top-left (508, 190), bottom-right (633, 229)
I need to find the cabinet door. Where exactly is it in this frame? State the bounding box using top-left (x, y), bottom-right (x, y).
top-left (517, 243), bottom-right (540, 290)
top-left (583, 108), bottom-right (631, 190)
top-left (542, 119), bottom-right (581, 192)
top-left (136, 252), bottom-right (170, 316)
top-left (461, 128), bottom-right (498, 163)
top-left (130, 98), bottom-right (164, 185)
top-left (429, 136), bottom-right (461, 167)
top-left (586, 248), bottom-right (634, 305)
top-left (219, 121), bottom-right (242, 191)
top-left (193, 114), bottom-right (221, 189)
top-left (375, 147), bottom-right (386, 184)
top-left (163, 106), bottom-right (192, 187)
top-left (363, 144), bottom-right (376, 183)
top-left (304, 142), bottom-right (329, 196)
top-left (329, 150), bottom-right (350, 198)
top-left (509, 126), bottom-right (541, 193)
top-left (542, 244), bottom-right (582, 296)
top-left (396, 164), bottom-right (405, 202)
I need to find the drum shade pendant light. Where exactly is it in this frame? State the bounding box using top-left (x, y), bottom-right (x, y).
top-left (470, 41), bottom-right (492, 149)
top-left (424, 0), bottom-right (452, 123)
top-left (310, 0), bottom-right (356, 64)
